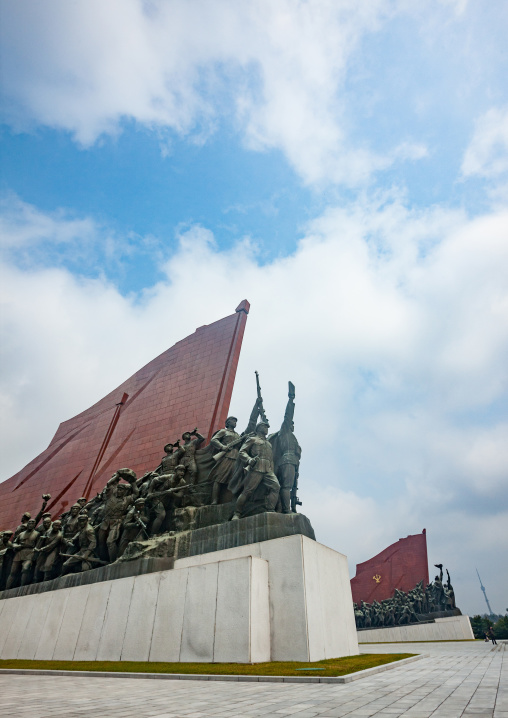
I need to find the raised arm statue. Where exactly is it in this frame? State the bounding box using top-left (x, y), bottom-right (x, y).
top-left (269, 382), bottom-right (302, 513)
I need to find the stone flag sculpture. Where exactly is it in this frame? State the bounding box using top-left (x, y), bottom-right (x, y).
top-left (0, 301), bottom-right (250, 530)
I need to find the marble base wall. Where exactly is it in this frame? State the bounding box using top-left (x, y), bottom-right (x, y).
top-left (0, 534), bottom-right (358, 663)
top-left (0, 555), bottom-right (270, 664)
top-left (357, 615), bottom-right (474, 642)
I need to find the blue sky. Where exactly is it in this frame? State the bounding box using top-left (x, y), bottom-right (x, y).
top-left (1, 0), bottom-right (507, 613)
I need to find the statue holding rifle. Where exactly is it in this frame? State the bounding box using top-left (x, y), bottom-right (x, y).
top-left (231, 420), bottom-right (280, 520)
top-left (210, 393), bottom-right (263, 505)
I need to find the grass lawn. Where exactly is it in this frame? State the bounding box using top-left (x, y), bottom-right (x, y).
top-left (358, 639), bottom-right (475, 643)
top-left (0, 653), bottom-right (413, 677)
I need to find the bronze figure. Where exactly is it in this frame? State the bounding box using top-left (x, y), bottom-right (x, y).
top-left (232, 421), bottom-right (280, 520)
top-left (7, 518), bottom-right (39, 588)
top-left (180, 429), bottom-right (205, 484)
top-left (97, 469), bottom-right (139, 562)
top-left (33, 519), bottom-right (65, 582)
top-left (61, 514), bottom-right (98, 573)
top-left (269, 382), bottom-right (301, 514)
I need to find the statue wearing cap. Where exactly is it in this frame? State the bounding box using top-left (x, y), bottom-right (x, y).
top-left (231, 420), bottom-right (280, 520)
top-left (97, 468), bottom-right (139, 563)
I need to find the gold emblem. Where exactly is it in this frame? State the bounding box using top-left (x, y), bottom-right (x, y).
top-left (373, 574), bottom-right (381, 584)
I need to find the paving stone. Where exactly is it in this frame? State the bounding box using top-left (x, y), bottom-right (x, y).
top-left (0, 641), bottom-right (505, 718)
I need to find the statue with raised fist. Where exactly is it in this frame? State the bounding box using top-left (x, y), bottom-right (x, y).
top-left (269, 382), bottom-right (301, 514)
top-left (13, 493), bottom-right (51, 539)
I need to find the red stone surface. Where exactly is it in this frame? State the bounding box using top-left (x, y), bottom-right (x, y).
top-left (350, 530), bottom-right (429, 603)
top-left (0, 302), bottom-right (250, 531)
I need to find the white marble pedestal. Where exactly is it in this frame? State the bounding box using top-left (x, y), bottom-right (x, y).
top-left (0, 534), bottom-right (359, 663)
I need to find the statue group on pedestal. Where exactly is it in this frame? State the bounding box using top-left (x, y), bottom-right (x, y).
top-left (354, 564), bottom-right (457, 629)
top-left (0, 376), bottom-right (302, 591)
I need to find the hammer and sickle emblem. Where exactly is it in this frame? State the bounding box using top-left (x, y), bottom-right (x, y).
top-left (373, 574), bottom-right (381, 584)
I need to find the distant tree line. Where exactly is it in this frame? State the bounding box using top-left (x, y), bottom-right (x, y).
top-left (470, 613), bottom-right (508, 639)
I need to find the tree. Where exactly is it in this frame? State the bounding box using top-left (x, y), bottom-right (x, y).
top-left (493, 615), bottom-right (508, 639)
top-left (470, 615), bottom-right (493, 639)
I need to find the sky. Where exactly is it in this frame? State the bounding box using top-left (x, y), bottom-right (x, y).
top-left (0, 0), bottom-right (507, 616)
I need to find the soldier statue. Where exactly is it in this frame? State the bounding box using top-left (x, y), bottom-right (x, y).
top-left (118, 498), bottom-right (150, 556)
top-left (209, 416), bottom-right (240, 504)
top-left (61, 514), bottom-right (98, 574)
top-left (231, 420), bottom-right (280, 520)
top-left (433, 564), bottom-right (446, 609)
top-left (33, 515), bottom-right (53, 581)
top-left (269, 382), bottom-right (301, 514)
top-left (61, 503), bottom-right (82, 546)
top-left (0, 530), bottom-right (15, 590)
top-left (158, 441), bottom-right (184, 476)
top-left (7, 518), bottom-right (39, 588)
top-left (209, 398), bottom-right (262, 505)
top-left (36, 513), bottom-right (52, 535)
top-left (445, 569), bottom-right (456, 610)
top-left (354, 603), bottom-right (364, 628)
top-left (146, 464), bottom-right (187, 535)
top-left (97, 469), bottom-right (139, 562)
top-left (149, 465), bottom-right (189, 534)
top-left (180, 429), bottom-right (205, 484)
top-left (33, 519), bottom-right (65, 582)
top-left (13, 493), bottom-right (51, 538)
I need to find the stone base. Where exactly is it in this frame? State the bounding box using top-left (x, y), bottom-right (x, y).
top-left (0, 511), bottom-right (315, 600)
top-left (0, 534), bottom-right (358, 663)
top-left (0, 557), bottom-right (175, 601)
top-left (357, 615), bottom-right (474, 642)
top-left (121, 510), bottom-right (316, 563)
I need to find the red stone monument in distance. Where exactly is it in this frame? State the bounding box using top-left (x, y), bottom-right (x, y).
top-left (350, 530), bottom-right (430, 604)
top-left (0, 301), bottom-right (250, 531)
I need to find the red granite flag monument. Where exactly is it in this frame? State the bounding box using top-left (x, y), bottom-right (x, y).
top-left (350, 529), bottom-right (429, 604)
top-left (0, 301), bottom-right (250, 530)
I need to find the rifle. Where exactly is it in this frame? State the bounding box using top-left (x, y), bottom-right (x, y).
top-left (60, 553), bottom-right (109, 566)
top-left (255, 371), bottom-right (269, 424)
top-left (145, 484), bottom-right (192, 502)
top-left (213, 434), bottom-right (246, 462)
top-left (134, 514), bottom-right (150, 539)
top-left (290, 467), bottom-right (302, 513)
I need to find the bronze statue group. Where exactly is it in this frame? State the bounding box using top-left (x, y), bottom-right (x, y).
top-left (354, 565), bottom-right (457, 629)
top-left (0, 380), bottom-right (301, 591)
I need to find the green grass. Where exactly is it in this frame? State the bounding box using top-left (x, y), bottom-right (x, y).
top-left (359, 639), bottom-right (475, 644)
top-left (0, 653), bottom-right (413, 677)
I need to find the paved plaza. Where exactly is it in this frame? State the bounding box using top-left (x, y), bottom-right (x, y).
top-left (0, 641), bottom-right (505, 718)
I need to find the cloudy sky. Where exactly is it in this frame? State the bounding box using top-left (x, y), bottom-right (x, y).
top-left (1, 0), bottom-right (507, 615)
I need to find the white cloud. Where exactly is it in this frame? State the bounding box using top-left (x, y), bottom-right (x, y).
top-left (462, 106), bottom-right (508, 178)
top-left (0, 0), bottom-right (433, 186)
top-left (1, 193), bottom-right (507, 612)
top-left (0, 193), bottom-right (96, 248)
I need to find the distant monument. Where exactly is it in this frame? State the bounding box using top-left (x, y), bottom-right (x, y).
top-left (351, 536), bottom-right (471, 641)
top-left (351, 530), bottom-right (429, 604)
top-left (354, 564), bottom-right (461, 630)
